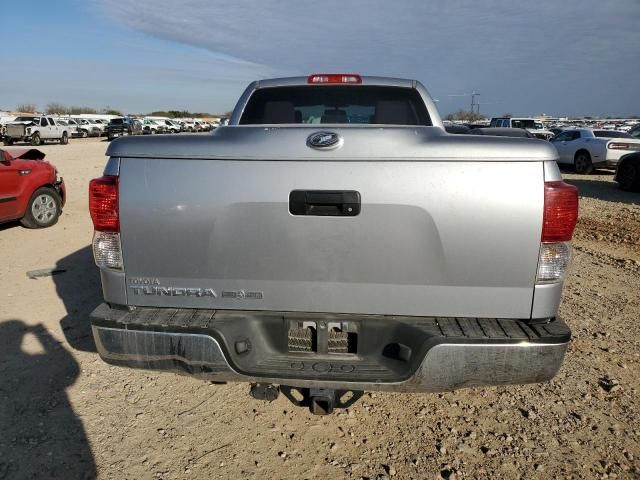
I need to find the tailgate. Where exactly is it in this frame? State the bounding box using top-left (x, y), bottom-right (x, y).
top-left (118, 158), bottom-right (543, 318)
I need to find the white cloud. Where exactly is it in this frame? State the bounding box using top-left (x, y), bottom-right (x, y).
top-left (96, 0), bottom-right (640, 115)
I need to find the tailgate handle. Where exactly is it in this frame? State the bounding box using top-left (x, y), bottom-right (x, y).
top-left (289, 190), bottom-right (361, 216)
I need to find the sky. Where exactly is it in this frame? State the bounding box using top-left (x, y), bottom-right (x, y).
top-left (1, 0), bottom-right (639, 117)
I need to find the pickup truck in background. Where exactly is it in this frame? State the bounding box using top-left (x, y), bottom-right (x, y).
top-left (490, 117), bottom-right (555, 140)
top-left (89, 74), bottom-right (578, 415)
top-left (3, 116), bottom-right (70, 146)
top-left (550, 128), bottom-right (640, 174)
top-left (105, 117), bottom-right (143, 140)
top-left (73, 118), bottom-right (103, 137)
top-left (141, 119), bottom-right (166, 135)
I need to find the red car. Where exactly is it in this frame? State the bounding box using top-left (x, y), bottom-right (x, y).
top-left (0, 148), bottom-right (66, 228)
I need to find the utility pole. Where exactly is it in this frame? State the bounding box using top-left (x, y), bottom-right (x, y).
top-left (448, 91), bottom-right (481, 116)
top-left (471, 92), bottom-right (480, 115)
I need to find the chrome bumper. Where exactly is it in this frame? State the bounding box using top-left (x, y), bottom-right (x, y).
top-left (91, 305), bottom-right (569, 393)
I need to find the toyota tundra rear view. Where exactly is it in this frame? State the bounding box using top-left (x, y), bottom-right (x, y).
top-left (89, 74), bottom-right (578, 414)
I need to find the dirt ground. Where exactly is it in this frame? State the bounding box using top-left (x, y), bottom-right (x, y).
top-left (1, 137), bottom-right (639, 480)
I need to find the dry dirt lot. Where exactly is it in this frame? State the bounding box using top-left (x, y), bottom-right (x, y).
top-left (1, 138), bottom-right (639, 480)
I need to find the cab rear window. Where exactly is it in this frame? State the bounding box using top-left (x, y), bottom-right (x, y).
top-left (239, 86), bottom-right (431, 126)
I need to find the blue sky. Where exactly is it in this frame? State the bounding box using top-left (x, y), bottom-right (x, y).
top-left (1, 0), bottom-right (639, 116)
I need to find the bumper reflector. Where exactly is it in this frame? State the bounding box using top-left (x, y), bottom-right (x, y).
top-left (536, 242), bottom-right (570, 283)
top-left (93, 231), bottom-right (123, 270)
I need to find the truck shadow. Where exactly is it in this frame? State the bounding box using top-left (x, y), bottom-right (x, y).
top-left (0, 320), bottom-right (96, 478)
top-left (563, 177), bottom-right (639, 205)
top-left (560, 167), bottom-right (639, 205)
top-left (54, 246), bottom-right (102, 353)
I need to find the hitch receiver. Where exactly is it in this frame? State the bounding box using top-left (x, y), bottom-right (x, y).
top-left (280, 386), bottom-right (363, 415)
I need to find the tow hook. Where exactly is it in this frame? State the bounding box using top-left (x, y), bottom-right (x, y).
top-left (280, 386), bottom-right (364, 415)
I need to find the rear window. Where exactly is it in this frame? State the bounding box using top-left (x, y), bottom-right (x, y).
top-left (109, 118), bottom-right (124, 125)
top-left (511, 119), bottom-right (537, 129)
top-left (593, 130), bottom-right (631, 138)
top-left (239, 86), bottom-right (431, 125)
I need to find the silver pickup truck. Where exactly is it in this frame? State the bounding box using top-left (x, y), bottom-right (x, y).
top-left (89, 74), bottom-right (578, 414)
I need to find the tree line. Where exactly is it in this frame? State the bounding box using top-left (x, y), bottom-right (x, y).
top-left (143, 110), bottom-right (222, 119)
top-left (12, 103), bottom-right (122, 116)
top-left (444, 110), bottom-right (486, 122)
top-left (11, 103), bottom-right (223, 118)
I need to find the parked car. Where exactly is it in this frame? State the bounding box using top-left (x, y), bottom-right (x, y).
top-left (158, 119), bottom-right (181, 133)
top-left (469, 127), bottom-right (536, 138)
top-left (105, 117), bottom-right (143, 140)
top-left (550, 128), bottom-right (640, 174)
top-left (0, 116), bottom-right (16, 138)
top-left (89, 119), bottom-right (107, 136)
top-left (194, 120), bottom-right (210, 131)
top-left (142, 119), bottom-right (166, 135)
top-left (181, 120), bottom-right (197, 132)
top-left (614, 152), bottom-right (640, 192)
top-left (63, 118), bottom-right (85, 138)
top-left (489, 117), bottom-right (555, 140)
top-left (53, 119), bottom-right (79, 138)
top-left (629, 124), bottom-right (640, 139)
top-left (73, 118), bottom-right (102, 137)
top-left (89, 73), bottom-right (578, 415)
top-left (3, 116), bottom-right (71, 146)
top-left (0, 147), bottom-right (65, 227)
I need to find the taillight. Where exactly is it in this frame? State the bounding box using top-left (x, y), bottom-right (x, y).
top-left (537, 181), bottom-right (578, 284)
top-left (608, 142), bottom-right (629, 150)
top-left (89, 176), bottom-right (119, 232)
top-left (90, 175), bottom-right (122, 270)
top-left (608, 142), bottom-right (640, 151)
top-left (542, 181), bottom-right (578, 243)
top-left (307, 73), bottom-right (362, 84)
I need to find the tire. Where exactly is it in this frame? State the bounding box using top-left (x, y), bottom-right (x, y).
top-left (30, 133), bottom-right (41, 146)
top-left (3, 138), bottom-right (13, 146)
top-left (20, 187), bottom-right (62, 229)
top-left (60, 132), bottom-right (69, 145)
top-left (574, 151), bottom-right (593, 175)
top-left (617, 161), bottom-right (640, 192)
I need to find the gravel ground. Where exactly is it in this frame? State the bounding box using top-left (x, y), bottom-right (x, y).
top-left (0, 138), bottom-right (639, 479)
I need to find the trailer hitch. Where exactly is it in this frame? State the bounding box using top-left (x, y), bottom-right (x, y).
top-left (280, 386), bottom-right (363, 415)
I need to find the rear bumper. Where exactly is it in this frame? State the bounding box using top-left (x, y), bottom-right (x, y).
top-left (91, 304), bottom-right (570, 393)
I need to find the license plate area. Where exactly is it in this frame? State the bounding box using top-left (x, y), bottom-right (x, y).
top-left (288, 320), bottom-right (358, 355)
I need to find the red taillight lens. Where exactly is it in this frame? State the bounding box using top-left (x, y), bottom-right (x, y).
top-left (89, 176), bottom-right (119, 232)
top-left (307, 73), bottom-right (362, 84)
top-left (542, 181), bottom-right (578, 242)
